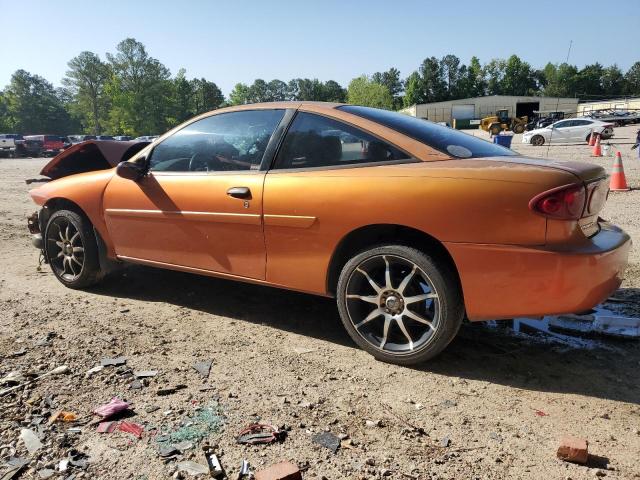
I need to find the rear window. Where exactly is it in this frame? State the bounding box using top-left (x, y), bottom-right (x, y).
top-left (338, 105), bottom-right (517, 158)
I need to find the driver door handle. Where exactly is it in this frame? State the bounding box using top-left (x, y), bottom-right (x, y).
top-left (227, 186), bottom-right (251, 199)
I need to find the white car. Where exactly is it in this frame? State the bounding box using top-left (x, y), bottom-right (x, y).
top-left (522, 119), bottom-right (614, 146)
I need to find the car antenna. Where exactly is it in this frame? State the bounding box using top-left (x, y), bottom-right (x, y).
top-left (546, 39), bottom-right (573, 157)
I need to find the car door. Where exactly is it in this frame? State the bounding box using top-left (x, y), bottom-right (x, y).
top-left (570, 119), bottom-right (592, 141)
top-left (262, 110), bottom-right (413, 292)
top-left (102, 109), bottom-right (286, 280)
top-left (549, 120), bottom-right (572, 143)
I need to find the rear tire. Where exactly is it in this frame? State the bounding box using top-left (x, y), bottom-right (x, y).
top-left (531, 135), bottom-right (545, 146)
top-left (44, 210), bottom-right (103, 289)
top-left (513, 124), bottom-right (525, 134)
top-left (336, 245), bottom-right (464, 365)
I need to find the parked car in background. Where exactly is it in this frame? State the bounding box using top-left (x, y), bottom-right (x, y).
top-left (96, 135), bottom-right (115, 141)
top-left (134, 135), bottom-right (159, 142)
top-left (26, 102), bottom-right (630, 365)
top-left (0, 134), bottom-right (23, 157)
top-left (114, 136), bottom-right (132, 141)
top-left (67, 135), bottom-right (98, 145)
top-left (522, 119), bottom-right (614, 146)
top-left (24, 135), bottom-right (64, 156)
top-left (60, 137), bottom-right (72, 150)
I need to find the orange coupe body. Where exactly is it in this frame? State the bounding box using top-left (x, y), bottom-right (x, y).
top-left (28, 102), bottom-right (630, 364)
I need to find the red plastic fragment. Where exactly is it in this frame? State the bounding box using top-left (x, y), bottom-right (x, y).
top-left (97, 421), bottom-right (117, 433)
top-left (118, 421), bottom-right (144, 438)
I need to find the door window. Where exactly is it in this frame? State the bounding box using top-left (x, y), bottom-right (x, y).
top-left (273, 112), bottom-right (409, 169)
top-left (553, 120), bottom-right (571, 129)
top-left (149, 109), bottom-right (285, 172)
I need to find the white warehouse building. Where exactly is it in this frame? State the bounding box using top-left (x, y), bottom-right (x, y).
top-left (400, 95), bottom-right (579, 125)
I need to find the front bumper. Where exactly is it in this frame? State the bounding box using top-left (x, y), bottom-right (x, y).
top-left (445, 221), bottom-right (631, 321)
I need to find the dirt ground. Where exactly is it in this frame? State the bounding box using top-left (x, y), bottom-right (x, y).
top-left (1, 126), bottom-right (639, 480)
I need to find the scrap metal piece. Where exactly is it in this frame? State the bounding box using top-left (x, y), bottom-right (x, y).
top-left (100, 357), bottom-right (127, 367)
top-left (238, 459), bottom-right (251, 479)
top-left (236, 423), bottom-right (285, 445)
top-left (203, 449), bottom-right (224, 479)
top-left (19, 429), bottom-right (43, 454)
top-left (193, 359), bottom-right (213, 379)
top-left (312, 431), bottom-right (340, 453)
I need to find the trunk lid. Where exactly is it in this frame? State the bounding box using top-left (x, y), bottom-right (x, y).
top-left (477, 155), bottom-right (607, 184)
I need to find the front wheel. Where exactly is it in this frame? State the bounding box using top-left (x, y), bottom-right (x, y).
top-left (531, 135), bottom-right (545, 146)
top-left (336, 245), bottom-right (464, 365)
top-left (44, 210), bottom-right (103, 289)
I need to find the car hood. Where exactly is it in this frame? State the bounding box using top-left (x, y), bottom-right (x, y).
top-left (40, 140), bottom-right (149, 179)
top-left (523, 127), bottom-right (550, 136)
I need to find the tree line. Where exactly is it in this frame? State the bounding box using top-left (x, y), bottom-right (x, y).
top-left (1, 37), bottom-right (639, 136)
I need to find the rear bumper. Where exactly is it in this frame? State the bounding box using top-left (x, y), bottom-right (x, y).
top-left (445, 221), bottom-right (631, 321)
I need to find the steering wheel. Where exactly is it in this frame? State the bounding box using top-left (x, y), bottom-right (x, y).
top-left (188, 152), bottom-right (213, 171)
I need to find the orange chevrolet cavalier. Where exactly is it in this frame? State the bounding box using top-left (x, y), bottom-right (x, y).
top-left (27, 102), bottom-right (631, 364)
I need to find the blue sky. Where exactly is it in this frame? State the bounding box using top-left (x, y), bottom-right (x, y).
top-left (2, 0), bottom-right (639, 95)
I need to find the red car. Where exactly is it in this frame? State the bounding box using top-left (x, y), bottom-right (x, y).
top-left (24, 135), bottom-right (64, 156)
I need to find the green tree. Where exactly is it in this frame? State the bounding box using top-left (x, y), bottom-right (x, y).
top-left (484, 59), bottom-right (506, 95)
top-left (62, 51), bottom-right (110, 135)
top-left (372, 67), bottom-right (403, 108)
top-left (419, 57), bottom-right (447, 102)
top-left (601, 65), bottom-right (625, 96)
top-left (229, 83), bottom-right (250, 105)
top-left (171, 68), bottom-right (194, 124)
top-left (347, 75), bottom-right (393, 109)
top-left (575, 63), bottom-right (605, 97)
top-left (266, 79), bottom-right (288, 101)
top-left (542, 62), bottom-right (579, 97)
top-left (3, 69), bottom-right (76, 134)
top-left (105, 38), bottom-right (172, 136)
top-left (624, 62), bottom-right (640, 95)
top-left (402, 71), bottom-right (423, 107)
top-left (191, 78), bottom-right (224, 113)
top-left (439, 55), bottom-right (461, 98)
top-left (322, 80), bottom-right (346, 102)
top-left (501, 55), bottom-right (537, 95)
top-left (248, 79), bottom-right (269, 103)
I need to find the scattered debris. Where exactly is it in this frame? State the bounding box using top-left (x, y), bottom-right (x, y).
top-left (37, 469), bottom-right (55, 479)
top-left (254, 461), bottom-right (302, 480)
top-left (534, 409), bottom-right (549, 417)
top-left (440, 436), bottom-right (451, 447)
top-left (19, 428), bottom-right (43, 454)
top-left (157, 384), bottom-right (187, 396)
top-left (48, 410), bottom-right (77, 424)
top-left (100, 357), bottom-right (127, 367)
top-left (548, 310), bottom-right (640, 338)
top-left (97, 421), bottom-right (118, 433)
top-left (1, 371), bottom-right (25, 386)
top-left (177, 460), bottom-right (209, 476)
top-left (145, 405), bottom-right (160, 414)
top-left (67, 450), bottom-right (90, 469)
top-left (130, 379), bottom-right (144, 390)
top-left (312, 431), bottom-right (340, 453)
top-left (86, 365), bottom-right (104, 377)
top-left (93, 397), bottom-right (130, 419)
top-left (381, 403), bottom-right (427, 436)
top-left (203, 447), bottom-right (224, 478)
top-left (237, 423), bottom-right (287, 445)
top-left (193, 359), bottom-right (213, 379)
top-left (135, 370), bottom-right (158, 378)
top-left (157, 401), bottom-right (224, 444)
top-left (365, 419), bottom-right (383, 428)
top-left (440, 399), bottom-right (457, 408)
top-left (557, 435), bottom-right (589, 464)
top-left (238, 459), bottom-right (251, 479)
top-left (119, 421), bottom-right (144, 438)
top-left (489, 432), bottom-right (503, 443)
top-left (1, 365), bottom-right (70, 397)
top-left (293, 347), bottom-right (315, 355)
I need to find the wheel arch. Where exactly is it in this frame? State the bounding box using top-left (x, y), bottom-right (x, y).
top-left (326, 224), bottom-right (462, 297)
top-left (41, 197), bottom-right (117, 273)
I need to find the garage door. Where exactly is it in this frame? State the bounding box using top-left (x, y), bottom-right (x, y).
top-left (452, 104), bottom-right (475, 120)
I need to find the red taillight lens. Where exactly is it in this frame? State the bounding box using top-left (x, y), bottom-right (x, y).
top-left (530, 184), bottom-right (586, 219)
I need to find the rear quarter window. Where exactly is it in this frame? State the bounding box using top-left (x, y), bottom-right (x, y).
top-left (338, 105), bottom-right (516, 159)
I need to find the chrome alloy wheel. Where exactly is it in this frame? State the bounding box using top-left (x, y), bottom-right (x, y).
top-left (345, 254), bottom-right (440, 355)
top-left (47, 216), bottom-right (85, 282)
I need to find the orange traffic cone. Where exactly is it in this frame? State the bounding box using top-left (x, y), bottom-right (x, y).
top-left (588, 130), bottom-right (596, 146)
top-left (610, 151), bottom-right (630, 191)
top-left (592, 135), bottom-right (602, 157)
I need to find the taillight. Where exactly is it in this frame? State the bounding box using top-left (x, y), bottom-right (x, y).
top-left (529, 184), bottom-right (586, 220)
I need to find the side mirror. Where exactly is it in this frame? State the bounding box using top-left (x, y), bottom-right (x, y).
top-left (116, 160), bottom-right (146, 181)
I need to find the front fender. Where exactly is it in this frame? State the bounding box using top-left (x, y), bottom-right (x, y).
top-left (29, 169), bottom-right (117, 257)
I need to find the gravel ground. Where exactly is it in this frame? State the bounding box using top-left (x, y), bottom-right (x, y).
top-left (0, 126), bottom-right (639, 480)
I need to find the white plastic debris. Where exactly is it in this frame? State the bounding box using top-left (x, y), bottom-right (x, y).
top-left (20, 428), bottom-right (43, 454)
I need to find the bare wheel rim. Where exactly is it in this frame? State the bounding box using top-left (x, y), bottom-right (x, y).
top-left (47, 217), bottom-right (85, 282)
top-left (345, 254), bottom-right (441, 355)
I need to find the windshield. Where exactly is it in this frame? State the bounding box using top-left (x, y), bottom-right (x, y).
top-left (338, 105), bottom-right (516, 158)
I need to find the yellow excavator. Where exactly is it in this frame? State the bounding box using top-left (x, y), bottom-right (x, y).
top-left (479, 109), bottom-right (528, 135)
